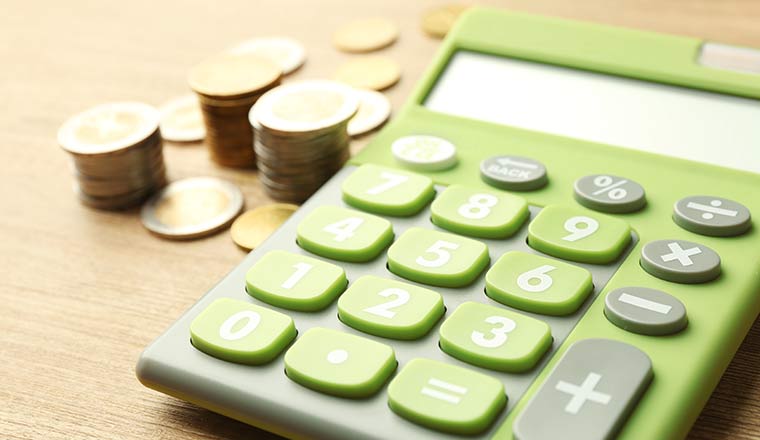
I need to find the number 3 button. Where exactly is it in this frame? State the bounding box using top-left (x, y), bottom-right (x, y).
top-left (528, 205), bottom-right (631, 264)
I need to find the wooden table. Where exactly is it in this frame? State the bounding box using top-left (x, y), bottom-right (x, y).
top-left (2, 0), bottom-right (759, 438)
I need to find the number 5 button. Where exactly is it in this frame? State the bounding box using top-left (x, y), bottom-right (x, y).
top-left (528, 205), bottom-right (631, 264)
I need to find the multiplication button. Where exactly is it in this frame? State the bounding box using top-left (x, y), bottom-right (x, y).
top-left (604, 287), bottom-right (687, 336)
top-left (480, 155), bottom-right (548, 191)
top-left (674, 196), bottom-right (751, 237)
top-left (640, 239), bottom-right (721, 283)
top-left (574, 174), bottom-right (646, 213)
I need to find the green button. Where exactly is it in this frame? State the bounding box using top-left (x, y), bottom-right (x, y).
top-left (338, 275), bottom-right (444, 340)
top-left (485, 251), bottom-right (593, 315)
top-left (439, 302), bottom-right (552, 372)
top-left (297, 205), bottom-right (394, 262)
top-left (190, 298), bottom-right (296, 365)
top-left (431, 184), bottom-right (529, 238)
top-left (284, 327), bottom-right (396, 398)
top-left (246, 250), bottom-right (347, 312)
top-left (388, 358), bottom-right (507, 435)
top-left (527, 205), bottom-right (631, 264)
top-left (342, 164), bottom-right (435, 216)
top-left (387, 227), bottom-right (489, 287)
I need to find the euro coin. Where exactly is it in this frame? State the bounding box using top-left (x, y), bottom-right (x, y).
top-left (230, 204), bottom-right (298, 250)
top-left (159, 95), bottom-right (205, 142)
top-left (334, 56), bottom-right (401, 91)
top-left (332, 18), bottom-right (398, 53)
top-left (347, 89), bottom-right (391, 137)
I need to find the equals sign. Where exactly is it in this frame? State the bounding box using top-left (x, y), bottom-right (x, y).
top-left (421, 378), bottom-right (468, 404)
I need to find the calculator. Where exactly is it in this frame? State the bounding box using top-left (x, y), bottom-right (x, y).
top-left (137, 8), bottom-right (760, 440)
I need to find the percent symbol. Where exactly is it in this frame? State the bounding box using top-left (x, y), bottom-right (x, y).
top-left (592, 176), bottom-right (628, 200)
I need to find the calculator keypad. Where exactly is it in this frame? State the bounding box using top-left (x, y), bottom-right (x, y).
top-left (341, 163), bottom-right (435, 216)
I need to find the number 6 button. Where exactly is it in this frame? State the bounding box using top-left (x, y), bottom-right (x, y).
top-left (528, 205), bottom-right (631, 264)
top-left (387, 227), bottom-right (489, 287)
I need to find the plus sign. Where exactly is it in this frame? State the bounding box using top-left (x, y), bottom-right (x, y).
top-left (555, 372), bottom-right (611, 415)
top-left (660, 242), bottom-right (701, 267)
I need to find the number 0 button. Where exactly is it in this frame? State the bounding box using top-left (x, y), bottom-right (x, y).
top-left (528, 205), bottom-right (631, 264)
top-left (431, 184), bottom-right (529, 238)
top-left (190, 298), bottom-right (296, 365)
top-left (387, 227), bottom-right (489, 287)
top-left (297, 205), bottom-right (393, 262)
top-left (342, 164), bottom-right (435, 216)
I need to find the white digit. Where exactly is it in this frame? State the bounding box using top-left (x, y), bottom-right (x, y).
top-left (323, 217), bottom-right (364, 242)
top-left (517, 265), bottom-right (556, 292)
top-left (458, 193), bottom-right (498, 220)
top-left (416, 240), bottom-right (460, 268)
top-left (281, 262), bottom-right (312, 289)
top-left (471, 316), bottom-right (517, 348)
top-left (363, 288), bottom-right (410, 318)
top-left (219, 310), bottom-right (261, 341)
top-left (562, 216), bottom-right (599, 242)
top-left (366, 172), bottom-right (409, 195)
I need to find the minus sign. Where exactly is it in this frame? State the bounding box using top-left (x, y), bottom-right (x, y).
top-left (618, 293), bottom-right (672, 314)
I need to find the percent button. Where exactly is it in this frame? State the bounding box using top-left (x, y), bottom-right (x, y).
top-left (574, 174), bottom-right (646, 214)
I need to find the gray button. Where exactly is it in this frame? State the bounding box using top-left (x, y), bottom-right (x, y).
top-left (640, 239), bottom-right (721, 284)
top-left (574, 174), bottom-right (646, 213)
top-left (604, 287), bottom-right (687, 335)
top-left (480, 155), bottom-right (547, 191)
top-left (673, 196), bottom-right (751, 237)
top-left (514, 339), bottom-right (652, 440)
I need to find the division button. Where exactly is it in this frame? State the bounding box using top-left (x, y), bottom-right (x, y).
top-left (391, 135), bottom-right (458, 171)
top-left (640, 239), bottom-right (721, 284)
top-left (573, 174), bottom-right (646, 214)
top-left (673, 196), bottom-right (751, 237)
top-left (480, 155), bottom-right (547, 191)
top-left (513, 339), bottom-right (652, 440)
top-left (604, 287), bottom-right (687, 336)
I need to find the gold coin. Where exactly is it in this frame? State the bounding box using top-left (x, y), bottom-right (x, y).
top-left (159, 95), bottom-right (205, 142)
top-left (230, 203), bottom-right (298, 250)
top-left (332, 18), bottom-right (398, 53)
top-left (421, 4), bottom-right (471, 39)
top-left (188, 53), bottom-right (282, 98)
top-left (334, 56), bottom-right (401, 91)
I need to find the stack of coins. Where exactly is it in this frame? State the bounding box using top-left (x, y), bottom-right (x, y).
top-left (57, 102), bottom-right (167, 210)
top-left (188, 53), bottom-right (282, 168)
top-left (249, 80), bottom-right (359, 203)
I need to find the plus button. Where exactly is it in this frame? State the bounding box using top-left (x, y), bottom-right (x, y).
top-left (660, 242), bottom-right (702, 267)
top-left (555, 372), bottom-right (612, 415)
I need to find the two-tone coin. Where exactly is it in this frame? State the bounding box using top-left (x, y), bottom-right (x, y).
top-left (347, 89), bottom-right (391, 137)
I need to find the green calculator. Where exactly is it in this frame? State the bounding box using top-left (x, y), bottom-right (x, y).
top-left (137, 8), bottom-right (760, 440)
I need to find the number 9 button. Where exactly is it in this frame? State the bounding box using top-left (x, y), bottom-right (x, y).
top-left (431, 184), bottom-right (529, 238)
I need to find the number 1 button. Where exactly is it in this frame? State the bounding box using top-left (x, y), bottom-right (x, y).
top-left (528, 205), bottom-right (631, 264)
top-left (342, 164), bottom-right (435, 216)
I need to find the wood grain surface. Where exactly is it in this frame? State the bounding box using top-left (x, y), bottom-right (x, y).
top-left (2, 1), bottom-right (759, 439)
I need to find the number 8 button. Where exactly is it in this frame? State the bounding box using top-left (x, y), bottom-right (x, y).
top-left (431, 184), bottom-right (529, 238)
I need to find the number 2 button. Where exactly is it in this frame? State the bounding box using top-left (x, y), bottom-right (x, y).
top-left (528, 205), bottom-right (631, 264)
top-left (431, 184), bottom-right (529, 238)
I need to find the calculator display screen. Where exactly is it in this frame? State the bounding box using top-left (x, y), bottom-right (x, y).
top-left (424, 51), bottom-right (760, 174)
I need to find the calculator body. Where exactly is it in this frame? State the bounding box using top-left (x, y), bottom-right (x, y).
top-left (137, 8), bottom-right (760, 440)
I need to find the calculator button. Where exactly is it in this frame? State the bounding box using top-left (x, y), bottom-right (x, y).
top-left (480, 155), bottom-right (548, 191)
top-left (190, 298), bottom-right (296, 365)
top-left (337, 275), bottom-right (444, 340)
top-left (673, 195), bottom-right (751, 237)
top-left (485, 251), bottom-right (593, 316)
top-left (604, 287), bottom-right (688, 336)
top-left (513, 339), bottom-right (652, 440)
top-left (297, 205), bottom-right (394, 262)
top-left (430, 184), bottom-right (529, 238)
top-left (341, 164), bottom-right (435, 216)
top-left (388, 358), bottom-right (507, 435)
top-left (387, 227), bottom-right (489, 287)
top-left (246, 250), bottom-right (347, 312)
top-left (528, 205), bottom-right (631, 264)
top-left (391, 135), bottom-right (458, 171)
top-left (640, 239), bottom-right (721, 283)
top-left (573, 174), bottom-right (646, 214)
top-left (439, 302), bottom-right (552, 372)
top-left (284, 327), bottom-right (396, 398)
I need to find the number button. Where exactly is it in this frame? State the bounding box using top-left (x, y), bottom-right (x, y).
top-left (341, 164), bottom-right (435, 216)
top-left (246, 250), bottom-right (347, 311)
top-left (387, 227), bottom-right (489, 287)
top-left (528, 205), bottom-right (631, 264)
top-left (284, 328), bottom-right (396, 398)
top-left (297, 205), bottom-right (393, 262)
top-left (387, 358), bottom-right (507, 435)
top-left (338, 275), bottom-right (445, 340)
top-left (439, 302), bottom-right (552, 372)
top-left (431, 184), bottom-right (529, 238)
top-left (190, 298), bottom-right (296, 365)
top-left (485, 251), bottom-right (593, 315)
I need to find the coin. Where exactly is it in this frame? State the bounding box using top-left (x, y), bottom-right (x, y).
top-left (141, 177), bottom-right (244, 239)
top-left (159, 95), bottom-right (205, 142)
top-left (188, 53), bottom-right (282, 99)
top-left (230, 203), bottom-right (298, 250)
top-left (347, 89), bottom-right (391, 137)
top-left (332, 18), bottom-right (398, 53)
top-left (334, 56), bottom-right (401, 91)
top-left (225, 37), bottom-right (306, 75)
top-left (421, 4), bottom-right (470, 39)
